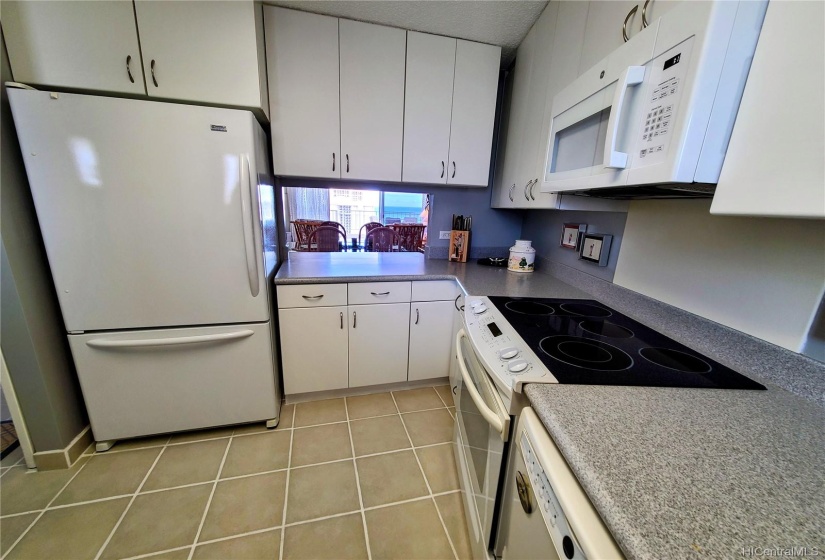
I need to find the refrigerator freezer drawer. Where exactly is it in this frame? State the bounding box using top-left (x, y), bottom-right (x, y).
top-left (69, 322), bottom-right (278, 442)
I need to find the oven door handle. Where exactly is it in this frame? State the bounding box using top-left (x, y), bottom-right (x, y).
top-left (456, 329), bottom-right (509, 441)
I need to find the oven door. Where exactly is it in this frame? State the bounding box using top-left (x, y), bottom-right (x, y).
top-left (454, 329), bottom-right (511, 560)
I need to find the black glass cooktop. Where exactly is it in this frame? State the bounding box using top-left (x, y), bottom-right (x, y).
top-left (488, 297), bottom-right (765, 390)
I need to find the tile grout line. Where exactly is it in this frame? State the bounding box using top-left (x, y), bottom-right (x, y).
top-left (1, 455), bottom-right (95, 560)
top-left (392, 389), bottom-right (460, 560)
top-left (186, 432), bottom-right (234, 560)
top-left (344, 396), bottom-right (373, 560)
top-left (278, 403), bottom-right (296, 560)
top-left (92, 443), bottom-right (168, 560)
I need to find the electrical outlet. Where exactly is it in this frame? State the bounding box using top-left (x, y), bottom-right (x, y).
top-left (439, 231), bottom-right (451, 240)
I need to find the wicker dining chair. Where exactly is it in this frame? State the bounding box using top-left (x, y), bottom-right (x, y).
top-left (391, 223), bottom-right (426, 252)
top-left (291, 219), bottom-right (323, 251)
top-left (307, 226), bottom-right (345, 252)
top-left (358, 222), bottom-right (383, 252)
top-left (364, 227), bottom-right (400, 252)
top-left (320, 221), bottom-right (347, 239)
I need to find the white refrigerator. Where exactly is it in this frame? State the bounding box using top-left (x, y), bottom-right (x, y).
top-left (8, 89), bottom-right (281, 448)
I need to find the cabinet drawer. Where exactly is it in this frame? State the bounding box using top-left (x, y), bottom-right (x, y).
top-left (412, 280), bottom-right (458, 301)
top-left (277, 284), bottom-right (348, 308)
top-left (348, 282), bottom-right (411, 305)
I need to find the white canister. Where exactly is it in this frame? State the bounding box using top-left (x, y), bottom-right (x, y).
top-left (508, 240), bottom-right (536, 273)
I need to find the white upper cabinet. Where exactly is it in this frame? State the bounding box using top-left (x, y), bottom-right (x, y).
top-left (447, 40), bottom-right (501, 186)
top-left (134, 1), bottom-right (268, 116)
top-left (577, 1), bottom-right (640, 76)
top-left (265, 7), bottom-right (340, 179)
top-left (403, 32), bottom-right (456, 185)
top-left (710, 0), bottom-right (825, 219)
top-left (339, 19), bottom-right (406, 182)
top-left (1, 0), bottom-right (145, 95)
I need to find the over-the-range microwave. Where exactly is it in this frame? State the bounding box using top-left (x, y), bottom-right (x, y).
top-left (540, 0), bottom-right (768, 199)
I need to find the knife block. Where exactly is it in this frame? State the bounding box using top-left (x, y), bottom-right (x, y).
top-left (448, 230), bottom-right (469, 262)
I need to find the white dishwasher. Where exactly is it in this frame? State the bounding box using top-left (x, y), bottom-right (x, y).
top-left (496, 407), bottom-right (624, 560)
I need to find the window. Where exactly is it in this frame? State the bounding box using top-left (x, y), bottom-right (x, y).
top-left (283, 187), bottom-right (429, 243)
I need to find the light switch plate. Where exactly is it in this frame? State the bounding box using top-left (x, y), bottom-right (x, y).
top-left (439, 231), bottom-right (451, 240)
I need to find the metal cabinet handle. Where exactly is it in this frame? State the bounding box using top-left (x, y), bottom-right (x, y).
top-left (370, 291), bottom-right (390, 296)
top-left (623, 5), bottom-right (639, 42)
top-left (126, 55), bottom-right (135, 83)
top-left (332, 153), bottom-right (336, 172)
top-left (452, 385), bottom-right (457, 395)
top-left (530, 179), bottom-right (537, 200)
top-left (302, 295), bottom-right (324, 300)
top-left (150, 59), bottom-right (158, 87)
top-left (451, 161), bottom-right (456, 178)
top-left (454, 294), bottom-right (463, 311)
top-left (508, 183), bottom-right (515, 202)
top-left (340, 312), bottom-right (343, 329)
top-left (415, 308), bottom-right (420, 325)
top-left (353, 311), bottom-right (356, 328)
top-left (346, 154), bottom-right (349, 173)
top-left (524, 179), bottom-right (533, 201)
top-left (441, 161), bottom-right (445, 179)
top-left (642, 0), bottom-right (651, 28)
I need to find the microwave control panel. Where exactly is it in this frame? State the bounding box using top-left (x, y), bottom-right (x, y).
top-left (635, 38), bottom-right (694, 167)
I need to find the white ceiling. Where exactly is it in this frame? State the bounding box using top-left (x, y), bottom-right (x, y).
top-left (263, 0), bottom-right (550, 66)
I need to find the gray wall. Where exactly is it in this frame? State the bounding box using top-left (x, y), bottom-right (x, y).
top-left (0, 32), bottom-right (88, 451)
top-left (520, 208), bottom-right (629, 282)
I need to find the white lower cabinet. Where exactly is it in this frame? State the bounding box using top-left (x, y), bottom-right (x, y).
top-left (408, 301), bottom-right (455, 381)
top-left (279, 306), bottom-right (349, 394)
top-left (349, 303), bottom-right (410, 387)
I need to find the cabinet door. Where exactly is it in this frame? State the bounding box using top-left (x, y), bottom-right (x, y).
top-left (402, 32), bottom-right (456, 184)
top-left (135, 0), bottom-right (266, 113)
top-left (339, 20), bottom-right (406, 182)
top-left (577, 0), bottom-right (641, 76)
top-left (409, 301), bottom-right (455, 381)
top-left (265, 7), bottom-right (340, 179)
top-left (279, 306), bottom-right (348, 395)
top-left (447, 40), bottom-right (501, 186)
top-left (1, 1), bottom-right (145, 94)
top-left (710, 1), bottom-right (825, 219)
top-left (348, 303), bottom-right (409, 388)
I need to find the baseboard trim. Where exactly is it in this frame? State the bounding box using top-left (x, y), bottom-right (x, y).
top-left (33, 425), bottom-right (92, 471)
top-left (285, 377), bottom-right (449, 405)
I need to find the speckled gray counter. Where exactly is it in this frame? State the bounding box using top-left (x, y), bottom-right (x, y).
top-left (524, 383), bottom-right (825, 560)
top-left (273, 252), bottom-right (590, 299)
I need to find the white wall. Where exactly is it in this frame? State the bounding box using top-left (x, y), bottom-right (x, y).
top-left (614, 200), bottom-right (825, 354)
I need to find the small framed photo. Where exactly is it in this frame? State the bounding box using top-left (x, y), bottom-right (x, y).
top-left (579, 233), bottom-right (613, 267)
top-left (560, 223), bottom-right (586, 250)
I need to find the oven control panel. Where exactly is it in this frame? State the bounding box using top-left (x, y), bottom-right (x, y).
top-left (463, 298), bottom-right (556, 395)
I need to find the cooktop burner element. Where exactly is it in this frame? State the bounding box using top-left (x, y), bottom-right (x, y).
top-left (578, 320), bottom-right (634, 339)
top-left (639, 348), bottom-right (712, 373)
top-left (540, 336), bottom-right (633, 371)
top-left (504, 300), bottom-right (555, 315)
top-left (559, 302), bottom-right (612, 317)
top-left (486, 297), bottom-right (765, 390)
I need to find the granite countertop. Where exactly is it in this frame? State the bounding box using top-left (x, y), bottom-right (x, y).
top-left (273, 252), bottom-right (591, 299)
top-left (524, 383), bottom-right (825, 560)
top-left (275, 251), bottom-right (825, 559)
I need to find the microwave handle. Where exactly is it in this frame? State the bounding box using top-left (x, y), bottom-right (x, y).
top-left (604, 65), bottom-right (646, 169)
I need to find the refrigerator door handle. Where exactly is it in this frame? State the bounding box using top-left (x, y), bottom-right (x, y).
top-left (239, 154), bottom-right (260, 297)
top-left (86, 329), bottom-right (255, 348)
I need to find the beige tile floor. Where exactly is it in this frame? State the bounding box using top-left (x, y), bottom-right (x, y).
top-left (0, 386), bottom-right (472, 560)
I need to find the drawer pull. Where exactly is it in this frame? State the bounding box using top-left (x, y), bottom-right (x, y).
top-left (86, 330), bottom-right (254, 349)
top-left (370, 291), bottom-right (391, 296)
top-left (415, 308), bottom-right (420, 325)
top-left (340, 311), bottom-right (343, 329)
top-left (302, 295), bottom-right (324, 300)
top-left (353, 311), bottom-right (357, 328)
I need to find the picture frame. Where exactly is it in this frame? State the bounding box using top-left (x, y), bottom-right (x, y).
top-left (560, 223), bottom-right (586, 250)
top-left (579, 233), bottom-right (613, 267)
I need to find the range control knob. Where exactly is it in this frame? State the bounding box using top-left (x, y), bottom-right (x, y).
top-left (468, 299), bottom-right (483, 308)
top-left (472, 304), bottom-right (488, 315)
top-left (499, 347), bottom-right (519, 360)
top-left (508, 359), bottom-right (528, 373)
